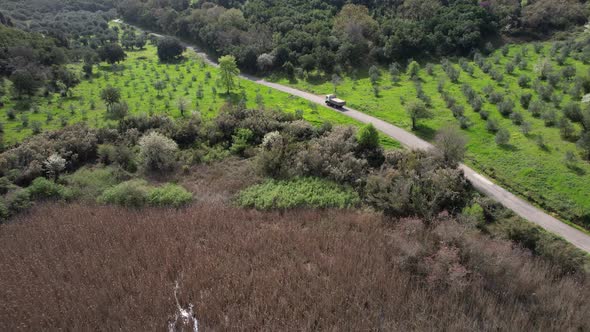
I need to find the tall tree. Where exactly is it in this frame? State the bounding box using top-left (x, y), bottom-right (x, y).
top-left (98, 43), bottom-right (126, 65)
top-left (156, 37), bottom-right (185, 62)
top-left (218, 55), bottom-right (240, 94)
top-left (100, 86), bottom-right (121, 111)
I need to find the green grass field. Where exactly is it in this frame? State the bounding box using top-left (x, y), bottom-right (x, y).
top-left (273, 43), bottom-right (590, 228)
top-left (0, 26), bottom-right (399, 149)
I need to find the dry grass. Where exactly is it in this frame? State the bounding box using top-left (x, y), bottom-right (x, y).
top-left (179, 157), bottom-right (261, 205)
top-left (0, 202), bottom-right (588, 331)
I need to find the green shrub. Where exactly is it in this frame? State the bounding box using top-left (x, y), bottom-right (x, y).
top-left (0, 177), bottom-right (16, 195)
top-left (148, 183), bottom-right (193, 208)
top-left (0, 200), bottom-right (9, 223)
top-left (230, 128), bottom-right (254, 156)
top-left (356, 123), bottom-right (379, 150)
top-left (27, 177), bottom-right (71, 200)
top-left (6, 189), bottom-right (32, 215)
top-left (65, 167), bottom-right (124, 200)
top-left (237, 177), bottom-right (360, 210)
top-left (98, 180), bottom-right (150, 208)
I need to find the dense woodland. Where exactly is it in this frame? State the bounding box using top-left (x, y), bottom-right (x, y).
top-left (118, 0), bottom-right (589, 72)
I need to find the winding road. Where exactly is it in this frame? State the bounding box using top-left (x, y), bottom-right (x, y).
top-left (128, 21), bottom-right (590, 253)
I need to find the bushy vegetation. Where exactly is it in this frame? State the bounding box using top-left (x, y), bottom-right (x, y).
top-left (237, 177), bottom-right (360, 210)
top-left (148, 183), bottom-right (193, 208)
top-left (98, 180), bottom-right (192, 208)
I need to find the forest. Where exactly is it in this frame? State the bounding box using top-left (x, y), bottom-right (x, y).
top-left (117, 0), bottom-right (588, 72)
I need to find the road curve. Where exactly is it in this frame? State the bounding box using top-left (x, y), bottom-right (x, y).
top-left (131, 22), bottom-right (590, 253)
top-left (253, 79), bottom-right (590, 253)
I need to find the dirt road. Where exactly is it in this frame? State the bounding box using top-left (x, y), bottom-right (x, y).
top-left (134, 22), bottom-right (590, 253)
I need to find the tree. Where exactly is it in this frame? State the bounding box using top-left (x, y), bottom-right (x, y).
top-left (98, 43), bottom-right (126, 65)
top-left (389, 62), bottom-right (400, 83)
top-left (157, 37), bottom-right (185, 62)
top-left (369, 65), bottom-right (380, 86)
top-left (44, 153), bottom-right (66, 182)
top-left (331, 74), bottom-right (342, 94)
top-left (154, 80), bottom-right (166, 97)
top-left (407, 61), bottom-right (420, 80)
top-left (107, 102), bottom-right (129, 120)
top-left (121, 30), bottom-right (137, 50)
top-left (53, 67), bottom-right (80, 97)
top-left (577, 132), bottom-right (590, 160)
top-left (257, 53), bottom-right (274, 72)
top-left (100, 86), bottom-right (121, 110)
top-left (356, 123), bottom-right (380, 151)
top-left (434, 127), bottom-right (467, 167)
top-left (139, 132), bottom-right (178, 173)
top-left (177, 97), bottom-right (189, 117)
top-left (332, 4), bottom-right (378, 65)
top-left (135, 33), bottom-right (147, 49)
top-left (10, 68), bottom-right (42, 98)
top-left (299, 54), bottom-right (315, 72)
top-left (219, 55), bottom-right (240, 94)
top-left (495, 128), bottom-right (510, 146)
top-left (405, 99), bottom-right (432, 130)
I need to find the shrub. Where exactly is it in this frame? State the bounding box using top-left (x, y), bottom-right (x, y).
top-left (547, 72), bottom-right (561, 87)
top-left (0, 177), bottom-right (16, 195)
top-left (5, 188), bottom-right (32, 215)
top-left (230, 128), bottom-right (254, 156)
top-left (356, 123), bottom-right (379, 151)
top-left (520, 93), bottom-right (532, 109)
top-left (237, 177), bottom-right (360, 210)
top-left (520, 122), bottom-right (532, 135)
top-left (518, 75), bottom-right (530, 88)
top-left (505, 62), bottom-right (515, 75)
top-left (563, 102), bottom-right (582, 123)
top-left (294, 126), bottom-right (367, 184)
top-left (138, 132), bottom-right (178, 173)
top-left (488, 92), bottom-right (504, 104)
top-left (27, 177), bottom-right (70, 200)
top-left (509, 112), bottom-right (523, 125)
top-left (541, 109), bottom-right (557, 127)
top-left (148, 183), bottom-right (192, 208)
top-left (479, 110), bottom-right (489, 120)
top-left (458, 116), bottom-right (472, 129)
top-left (434, 127), bottom-right (467, 167)
top-left (365, 153), bottom-right (471, 219)
top-left (486, 118), bottom-right (499, 132)
top-left (470, 97), bottom-right (482, 112)
top-left (66, 167), bottom-right (124, 198)
top-left (451, 105), bottom-right (464, 118)
top-left (558, 117), bottom-right (576, 140)
top-left (495, 128), bottom-right (510, 145)
top-left (528, 100), bottom-right (544, 117)
top-left (106, 102), bottom-right (129, 120)
top-left (497, 99), bottom-right (514, 117)
top-left (98, 180), bottom-right (150, 207)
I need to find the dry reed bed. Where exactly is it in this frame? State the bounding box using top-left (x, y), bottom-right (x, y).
top-left (0, 202), bottom-right (588, 331)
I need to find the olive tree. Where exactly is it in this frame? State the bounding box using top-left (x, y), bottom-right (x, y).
top-left (434, 127), bottom-right (467, 167)
top-left (405, 99), bottom-right (432, 130)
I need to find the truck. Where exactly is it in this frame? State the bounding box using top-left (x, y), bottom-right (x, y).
top-left (325, 94), bottom-right (346, 108)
